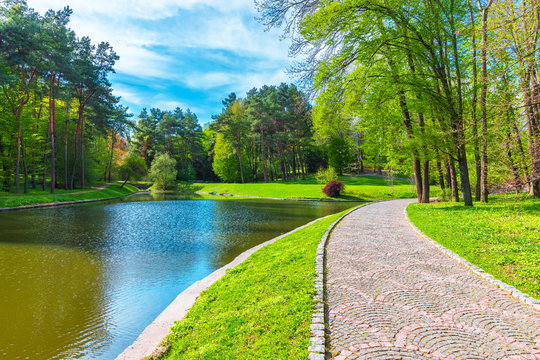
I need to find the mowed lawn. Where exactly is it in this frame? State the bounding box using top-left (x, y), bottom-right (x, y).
top-left (194, 175), bottom-right (420, 201)
top-left (0, 183), bottom-right (139, 208)
top-left (407, 194), bottom-right (540, 299)
top-left (159, 211), bottom-right (350, 360)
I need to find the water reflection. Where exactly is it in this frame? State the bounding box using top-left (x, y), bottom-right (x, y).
top-left (0, 197), bottom-right (358, 359)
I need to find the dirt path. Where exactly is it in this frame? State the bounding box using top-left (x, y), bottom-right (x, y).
top-left (325, 199), bottom-right (540, 359)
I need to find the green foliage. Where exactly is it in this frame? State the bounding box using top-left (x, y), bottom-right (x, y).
top-left (212, 133), bottom-right (241, 182)
top-left (119, 154), bottom-right (147, 185)
top-left (149, 153), bottom-right (177, 190)
top-left (161, 211), bottom-right (351, 359)
top-left (407, 195), bottom-right (540, 299)
top-left (328, 137), bottom-right (352, 175)
top-left (315, 166), bottom-right (337, 184)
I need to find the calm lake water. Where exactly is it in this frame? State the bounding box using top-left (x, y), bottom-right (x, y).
top-left (0, 194), bottom-right (358, 359)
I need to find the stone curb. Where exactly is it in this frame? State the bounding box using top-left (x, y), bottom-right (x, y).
top-left (116, 213), bottom-right (341, 360)
top-left (0, 191), bottom-right (142, 212)
top-left (309, 204), bottom-right (367, 360)
top-left (403, 205), bottom-right (540, 312)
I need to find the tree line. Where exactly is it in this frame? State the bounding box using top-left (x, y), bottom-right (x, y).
top-left (0, 1), bottom-right (130, 193)
top-left (257, 0), bottom-right (540, 205)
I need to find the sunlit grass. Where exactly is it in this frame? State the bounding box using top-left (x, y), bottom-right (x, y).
top-left (159, 210), bottom-right (351, 360)
top-left (193, 175), bottom-right (423, 201)
top-left (0, 183), bottom-right (139, 208)
top-left (407, 194), bottom-right (540, 299)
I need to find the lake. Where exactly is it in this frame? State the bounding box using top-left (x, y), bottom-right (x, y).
top-left (0, 195), bottom-right (358, 359)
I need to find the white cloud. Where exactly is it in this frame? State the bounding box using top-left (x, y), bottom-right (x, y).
top-left (27, 0), bottom-right (294, 120)
top-left (30, 0), bottom-right (251, 20)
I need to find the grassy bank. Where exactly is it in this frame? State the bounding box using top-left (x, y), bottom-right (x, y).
top-left (158, 210), bottom-right (350, 360)
top-left (407, 194), bottom-right (540, 299)
top-left (193, 175), bottom-right (421, 201)
top-left (0, 183), bottom-right (139, 208)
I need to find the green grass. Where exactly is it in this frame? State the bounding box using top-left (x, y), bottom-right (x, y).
top-left (193, 175), bottom-right (422, 201)
top-left (0, 183), bottom-right (139, 208)
top-left (407, 194), bottom-right (540, 299)
top-left (159, 210), bottom-right (351, 360)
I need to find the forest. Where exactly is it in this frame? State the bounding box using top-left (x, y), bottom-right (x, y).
top-left (2, 0), bottom-right (539, 207)
top-left (256, 0), bottom-right (540, 206)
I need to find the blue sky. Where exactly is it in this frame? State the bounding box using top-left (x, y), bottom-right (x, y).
top-left (29, 0), bottom-right (292, 125)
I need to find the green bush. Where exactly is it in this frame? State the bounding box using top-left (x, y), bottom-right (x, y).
top-left (316, 166), bottom-right (337, 184)
top-left (149, 153), bottom-right (177, 190)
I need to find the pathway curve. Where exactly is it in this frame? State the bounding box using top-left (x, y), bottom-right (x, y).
top-left (325, 199), bottom-right (540, 360)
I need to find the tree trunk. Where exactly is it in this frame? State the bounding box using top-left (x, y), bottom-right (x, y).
top-left (49, 74), bottom-right (56, 194)
top-left (108, 131), bottom-right (116, 182)
top-left (469, 1), bottom-right (482, 201)
top-left (22, 137), bottom-right (28, 194)
top-left (437, 160), bottom-right (445, 189)
top-left (64, 99), bottom-right (70, 189)
top-left (42, 125), bottom-right (50, 191)
top-left (120, 173), bottom-right (129, 188)
top-left (15, 112), bottom-right (22, 194)
top-left (479, 4), bottom-right (491, 203)
top-left (236, 147), bottom-right (244, 183)
top-left (260, 128), bottom-right (268, 183)
top-left (421, 160), bottom-right (430, 203)
top-left (298, 144), bottom-right (306, 180)
top-left (81, 116), bottom-right (85, 189)
top-left (354, 132), bottom-right (361, 175)
top-left (446, 158), bottom-right (459, 202)
top-left (456, 145), bottom-right (473, 206)
top-left (71, 104), bottom-right (83, 189)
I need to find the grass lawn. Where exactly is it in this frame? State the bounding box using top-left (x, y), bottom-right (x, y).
top-left (0, 183), bottom-right (139, 208)
top-left (192, 175), bottom-right (422, 201)
top-left (158, 210), bottom-right (351, 360)
top-left (407, 194), bottom-right (540, 299)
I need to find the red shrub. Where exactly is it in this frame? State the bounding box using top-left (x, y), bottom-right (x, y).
top-left (322, 180), bottom-right (345, 198)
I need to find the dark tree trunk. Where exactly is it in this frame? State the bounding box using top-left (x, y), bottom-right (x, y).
top-left (49, 74), bottom-right (56, 194)
top-left (479, 4), bottom-right (490, 203)
top-left (260, 129), bottom-right (268, 183)
top-left (298, 144), bottom-right (306, 180)
top-left (81, 118), bottom-right (85, 189)
top-left (70, 105), bottom-right (83, 190)
top-left (437, 160), bottom-right (445, 189)
top-left (22, 137), bottom-right (28, 194)
top-left (421, 160), bottom-right (430, 203)
top-left (237, 147), bottom-right (244, 183)
top-left (15, 112), bottom-right (22, 194)
top-left (64, 100), bottom-right (70, 189)
top-left (446, 158), bottom-right (459, 202)
top-left (354, 132), bottom-right (361, 175)
top-left (42, 125), bottom-right (50, 191)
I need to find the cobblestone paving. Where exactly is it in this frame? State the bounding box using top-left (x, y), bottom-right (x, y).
top-left (326, 199), bottom-right (540, 360)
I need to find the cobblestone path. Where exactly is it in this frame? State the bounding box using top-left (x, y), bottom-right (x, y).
top-left (326, 199), bottom-right (540, 360)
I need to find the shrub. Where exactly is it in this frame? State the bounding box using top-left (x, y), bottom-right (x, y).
top-left (328, 137), bottom-right (352, 175)
top-left (322, 180), bottom-right (345, 198)
top-left (316, 166), bottom-right (337, 184)
top-left (149, 153), bottom-right (177, 190)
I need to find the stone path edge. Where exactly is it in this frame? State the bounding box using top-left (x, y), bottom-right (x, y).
top-left (116, 212), bottom-right (344, 360)
top-left (403, 205), bottom-right (540, 312)
top-left (309, 203), bottom-right (368, 360)
top-left (0, 191), bottom-right (143, 212)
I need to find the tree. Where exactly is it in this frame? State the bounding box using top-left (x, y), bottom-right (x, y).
top-left (328, 137), bottom-right (352, 176)
top-left (149, 153), bottom-right (177, 190)
top-left (118, 153), bottom-right (147, 188)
